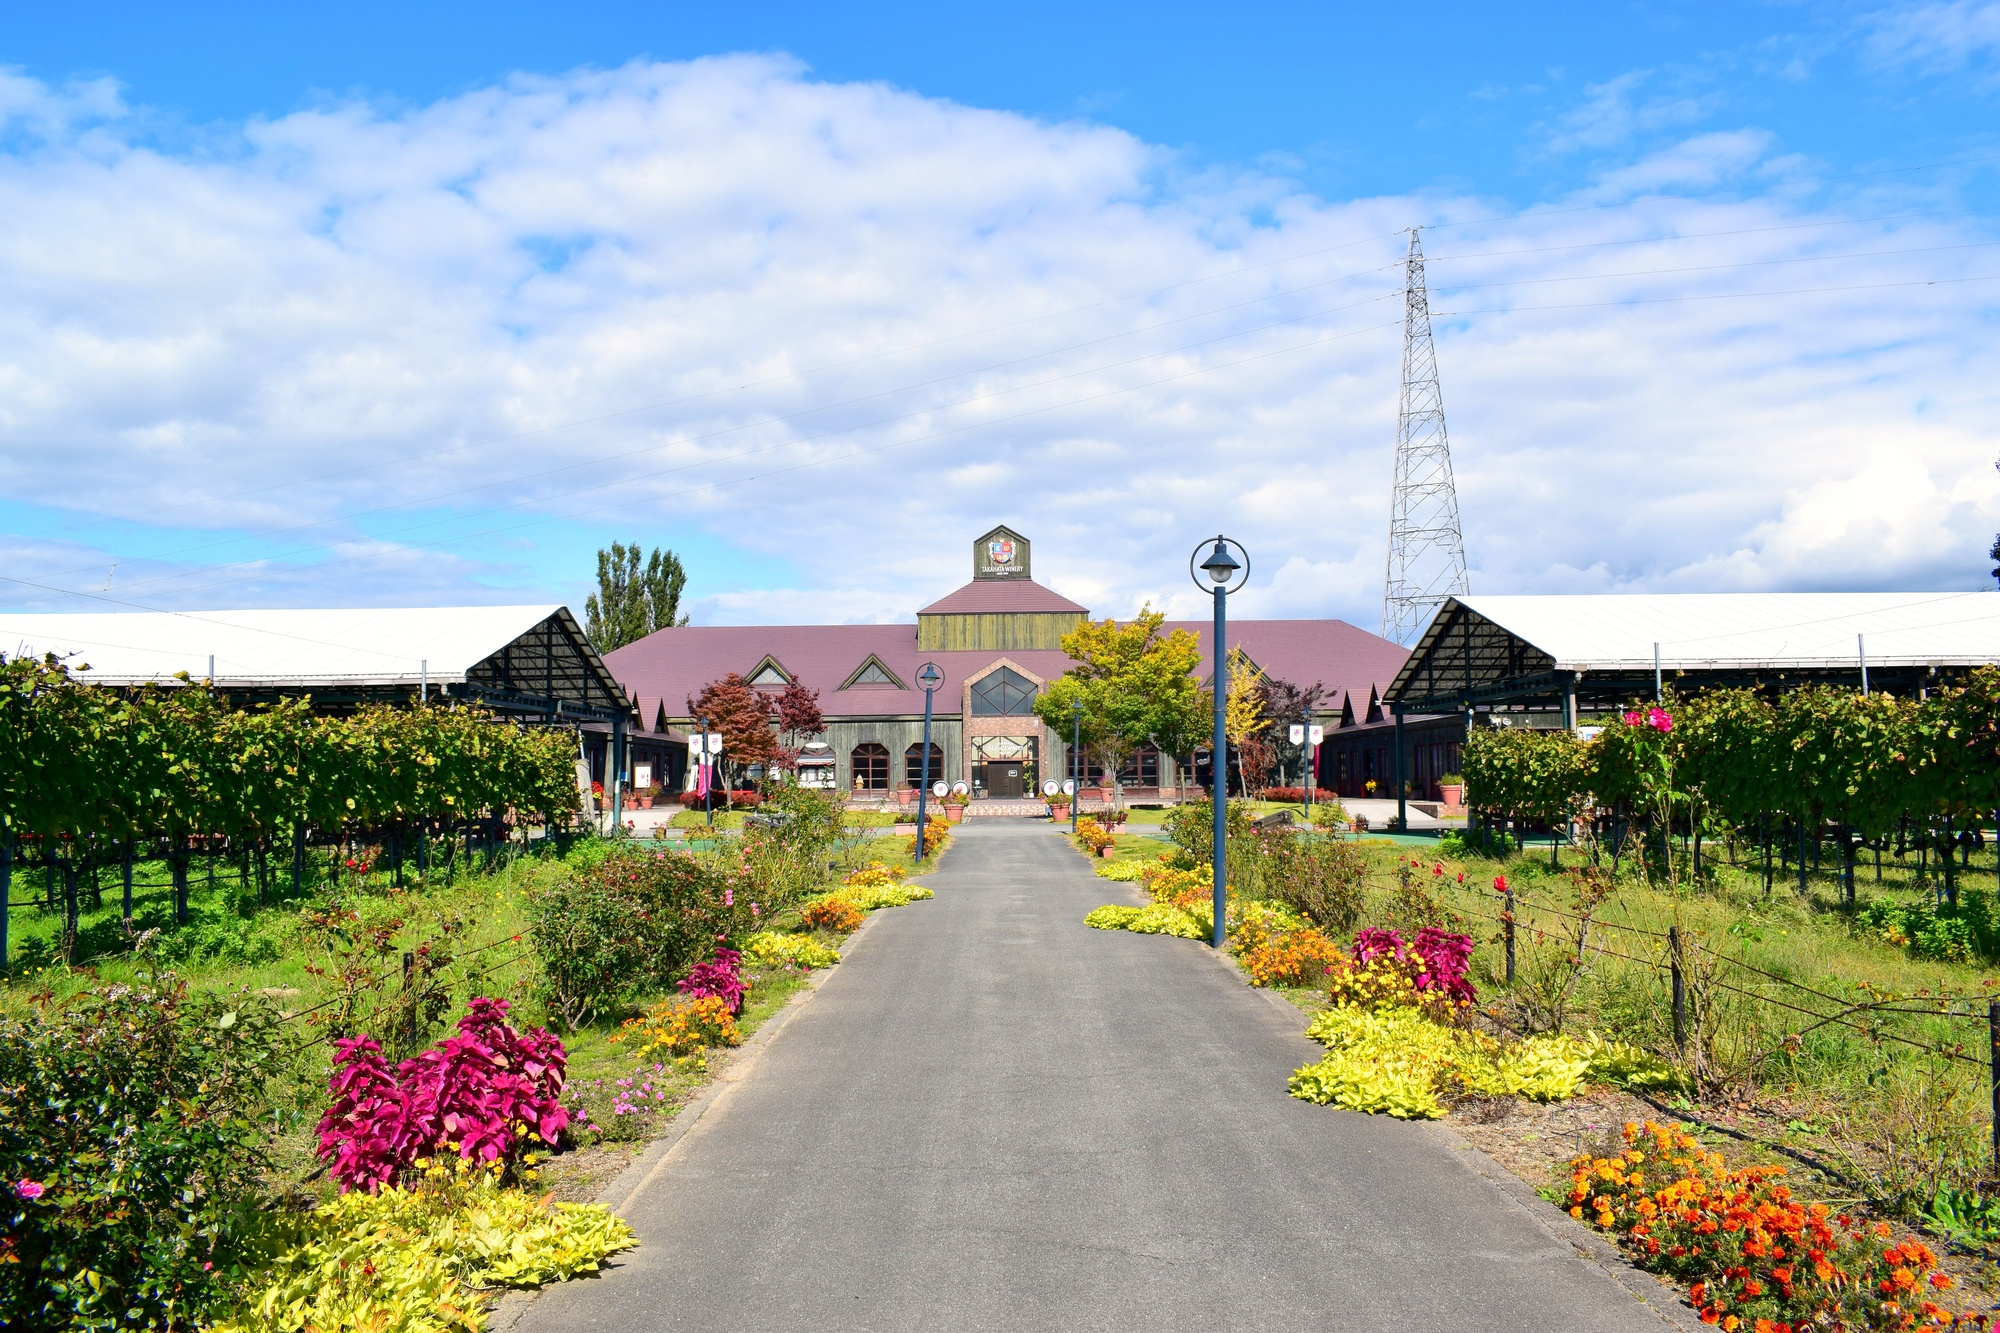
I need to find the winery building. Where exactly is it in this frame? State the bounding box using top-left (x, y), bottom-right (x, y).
top-left (603, 527), bottom-right (1410, 803)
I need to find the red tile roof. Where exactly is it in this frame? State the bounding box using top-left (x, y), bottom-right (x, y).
top-left (604, 617), bottom-right (1408, 725)
top-left (916, 579), bottom-right (1089, 616)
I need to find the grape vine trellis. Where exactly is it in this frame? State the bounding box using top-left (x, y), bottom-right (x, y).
top-left (1461, 667), bottom-right (2000, 901)
top-left (0, 654), bottom-right (583, 962)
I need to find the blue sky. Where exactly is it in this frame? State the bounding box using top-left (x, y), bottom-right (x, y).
top-left (10, 2), bottom-right (1998, 204)
top-left (0, 3), bottom-right (1996, 632)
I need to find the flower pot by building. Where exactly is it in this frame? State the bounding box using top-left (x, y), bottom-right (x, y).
top-left (1439, 784), bottom-right (1464, 809)
top-left (945, 805), bottom-right (964, 823)
top-left (896, 787), bottom-right (916, 806)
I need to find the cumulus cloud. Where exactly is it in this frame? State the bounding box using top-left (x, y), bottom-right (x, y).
top-left (0, 54), bottom-right (1995, 640)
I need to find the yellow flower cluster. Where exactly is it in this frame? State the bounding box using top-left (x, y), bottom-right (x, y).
top-left (1320, 958), bottom-right (1421, 1011)
top-left (843, 861), bottom-right (907, 888)
top-left (625, 994), bottom-right (740, 1061)
top-left (1083, 903), bottom-right (1207, 939)
top-left (746, 930), bottom-right (842, 970)
top-left (1139, 862), bottom-right (1211, 910)
top-left (836, 882), bottom-right (935, 911)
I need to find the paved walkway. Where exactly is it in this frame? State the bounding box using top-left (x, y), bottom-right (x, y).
top-left (519, 822), bottom-right (1683, 1332)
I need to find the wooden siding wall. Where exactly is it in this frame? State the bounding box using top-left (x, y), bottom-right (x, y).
top-left (917, 612), bottom-right (1084, 652)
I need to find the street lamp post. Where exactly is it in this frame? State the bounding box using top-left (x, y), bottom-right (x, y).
top-left (701, 714), bottom-right (714, 830)
top-left (1069, 699), bottom-right (1083, 836)
top-left (1191, 535), bottom-right (1249, 949)
top-left (915, 661), bottom-right (943, 860)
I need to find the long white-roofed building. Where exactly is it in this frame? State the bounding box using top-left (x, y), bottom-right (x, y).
top-left (1326, 590), bottom-right (2000, 823)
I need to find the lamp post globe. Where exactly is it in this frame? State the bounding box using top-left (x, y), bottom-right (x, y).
top-left (1189, 535), bottom-right (1248, 949)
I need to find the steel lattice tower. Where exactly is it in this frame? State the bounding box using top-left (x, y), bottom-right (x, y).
top-left (1381, 229), bottom-right (1468, 644)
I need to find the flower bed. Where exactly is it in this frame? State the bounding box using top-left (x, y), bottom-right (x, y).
top-left (210, 1171), bottom-right (634, 1333)
top-left (1569, 1122), bottom-right (1978, 1331)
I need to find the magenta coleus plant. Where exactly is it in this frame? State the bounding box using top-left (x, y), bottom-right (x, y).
top-left (1349, 926), bottom-right (1478, 1005)
top-left (678, 947), bottom-right (746, 1014)
top-left (316, 997), bottom-right (569, 1192)
top-left (1411, 927), bottom-right (1477, 1004)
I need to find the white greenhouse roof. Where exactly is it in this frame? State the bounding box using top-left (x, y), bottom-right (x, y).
top-left (0, 606), bottom-right (573, 687)
top-left (1451, 591), bottom-right (2000, 671)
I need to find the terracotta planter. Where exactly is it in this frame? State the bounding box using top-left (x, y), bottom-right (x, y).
top-left (637, 794), bottom-right (655, 809)
top-left (945, 805), bottom-right (965, 823)
top-left (1439, 784), bottom-right (1464, 809)
top-left (897, 787), bottom-right (916, 806)
top-left (1099, 845), bottom-right (1115, 858)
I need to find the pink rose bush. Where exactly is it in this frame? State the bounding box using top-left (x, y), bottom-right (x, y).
top-left (316, 997), bottom-right (569, 1193)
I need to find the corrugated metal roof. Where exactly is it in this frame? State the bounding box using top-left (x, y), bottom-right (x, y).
top-left (604, 618), bottom-right (1405, 722)
top-left (915, 579), bottom-right (1090, 616)
top-left (1452, 591), bottom-right (2000, 671)
top-left (0, 606), bottom-right (569, 687)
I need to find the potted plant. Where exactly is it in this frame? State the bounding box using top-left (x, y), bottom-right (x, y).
top-left (637, 782), bottom-right (660, 809)
top-left (896, 785), bottom-right (916, 806)
top-left (590, 780), bottom-right (604, 811)
top-left (1437, 774), bottom-right (1465, 809)
top-left (942, 790), bottom-right (967, 823)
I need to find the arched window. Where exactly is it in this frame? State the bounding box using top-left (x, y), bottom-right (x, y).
top-left (904, 742), bottom-right (945, 787)
top-left (850, 743), bottom-right (890, 791)
top-left (970, 666), bottom-right (1038, 716)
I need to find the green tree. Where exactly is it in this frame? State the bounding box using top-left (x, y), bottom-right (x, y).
top-left (1032, 607), bottom-right (1204, 803)
top-left (584, 543), bottom-right (690, 653)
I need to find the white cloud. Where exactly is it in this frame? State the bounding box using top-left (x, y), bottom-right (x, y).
top-left (1866, 2), bottom-right (2000, 73)
top-left (0, 55), bottom-right (1995, 642)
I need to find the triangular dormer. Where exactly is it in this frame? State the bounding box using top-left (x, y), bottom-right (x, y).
top-left (1364, 686), bottom-right (1383, 725)
top-left (746, 655), bottom-right (792, 689)
top-left (1337, 692), bottom-right (1356, 728)
top-left (654, 700), bottom-right (670, 734)
top-left (839, 654), bottom-right (907, 690)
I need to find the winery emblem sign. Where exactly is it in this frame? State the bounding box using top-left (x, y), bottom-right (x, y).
top-left (988, 538), bottom-right (1015, 566)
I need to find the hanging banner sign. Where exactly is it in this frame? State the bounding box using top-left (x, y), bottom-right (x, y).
top-left (1309, 725), bottom-right (1324, 745)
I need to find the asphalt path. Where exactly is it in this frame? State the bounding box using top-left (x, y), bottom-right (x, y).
top-left (519, 821), bottom-right (1685, 1332)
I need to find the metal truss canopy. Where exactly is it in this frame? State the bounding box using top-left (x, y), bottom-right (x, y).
top-left (1386, 592), bottom-right (2000, 714)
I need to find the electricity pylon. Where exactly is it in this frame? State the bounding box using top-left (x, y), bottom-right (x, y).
top-left (1381, 228), bottom-right (1468, 645)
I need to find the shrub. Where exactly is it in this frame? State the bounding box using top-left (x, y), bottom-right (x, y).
top-left (1095, 858), bottom-right (1150, 882)
top-left (625, 995), bottom-right (741, 1060)
top-left (1569, 1121), bottom-right (1965, 1331)
top-left (746, 931), bottom-right (842, 970)
top-left (210, 1174), bottom-right (635, 1333)
top-left (799, 893), bottom-right (865, 933)
top-left (740, 784), bottom-right (845, 910)
top-left (679, 947), bottom-right (747, 1013)
top-left (0, 976), bottom-right (283, 1331)
top-left (527, 848), bottom-right (755, 1029)
top-left (1258, 830), bottom-right (1366, 931)
top-left (1163, 798), bottom-right (1253, 863)
top-left (316, 998), bottom-right (569, 1194)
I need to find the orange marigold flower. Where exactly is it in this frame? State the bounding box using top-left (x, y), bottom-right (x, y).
top-left (1929, 1272), bottom-right (1953, 1290)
